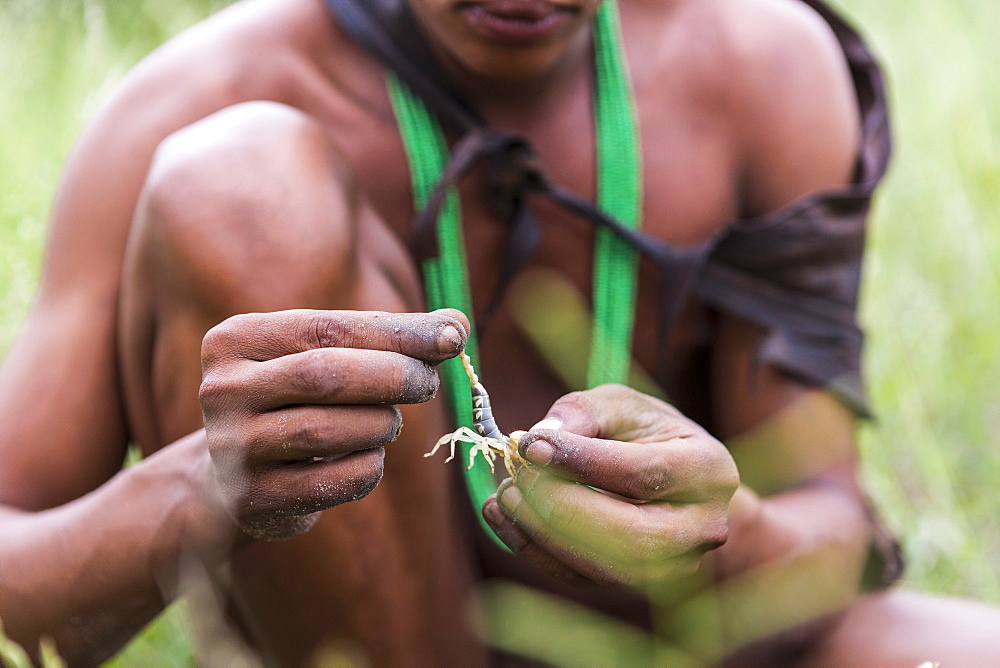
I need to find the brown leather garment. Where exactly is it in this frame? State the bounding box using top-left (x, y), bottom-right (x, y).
top-left (695, 0), bottom-right (891, 417)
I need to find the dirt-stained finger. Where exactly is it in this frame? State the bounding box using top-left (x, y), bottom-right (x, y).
top-left (202, 308), bottom-right (469, 366)
top-left (232, 447), bottom-right (386, 537)
top-left (243, 404), bottom-right (402, 464)
top-left (517, 429), bottom-right (736, 503)
top-left (518, 384), bottom-right (738, 503)
top-left (481, 493), bottom-right (591, 585)
top-left (243, 348), bottom-right (440, 410)
top-left (512, 467), bottom-right (730, 565)
top-left (498, 474), bottom-right (712, 586)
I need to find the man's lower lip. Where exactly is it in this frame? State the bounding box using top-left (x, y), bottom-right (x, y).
top-left (461, 4), bottom-right (572, 43)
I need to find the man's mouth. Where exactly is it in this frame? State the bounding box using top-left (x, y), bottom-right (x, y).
top-left (459, 1), bottom-right (576, 43)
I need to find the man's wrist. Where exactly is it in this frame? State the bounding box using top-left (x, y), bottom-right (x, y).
top-left (132, 431), bottom-right (247, 578)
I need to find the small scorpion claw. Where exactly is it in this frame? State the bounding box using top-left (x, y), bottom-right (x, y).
top-left (426, 354), bottom-right (525, 478)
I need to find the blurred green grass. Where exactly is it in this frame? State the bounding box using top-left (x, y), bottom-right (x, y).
top-left (834, 0), bottom-right (1000, 603)
top-left (1, 0), bottom-right (998, 663)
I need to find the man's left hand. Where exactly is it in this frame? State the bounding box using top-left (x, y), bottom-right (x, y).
top-left (483, 384), bottom-right (739, 586)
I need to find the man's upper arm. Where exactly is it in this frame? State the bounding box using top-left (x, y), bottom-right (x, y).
top-left (709, 0), bottom-right (866, 493)
top-left (0, 34), bottom-right (242, 510)
top-left (0, 92), bottom-right (167, 509)
top-left (711, 313), bottom-right (860, 496)
top-left (732, 0), bottom-right (862, 218)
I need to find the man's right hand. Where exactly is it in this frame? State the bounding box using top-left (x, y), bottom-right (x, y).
top-left (199, 308), bottom-right (468, 540)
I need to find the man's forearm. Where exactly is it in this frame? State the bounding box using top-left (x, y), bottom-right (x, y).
top-left (666, 477), bottom-right (873, 659)
top-left (0, 431), bottom-right (236, 665)
top-left (715, 474), bottom-right (873, 581)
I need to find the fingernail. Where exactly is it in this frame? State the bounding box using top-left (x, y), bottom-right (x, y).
top-left (531, 416), bottom-right (563, 431)
top-left (482, 497), bottom-right (504, 526)
top-left (516, 466), bottom-right (539, 491)
top-left (521, 438), bottom-right (554, 466)
top-left (437, 325), bottom-right (463, 354)
top-left (499, 483), bottom-right (522, 513)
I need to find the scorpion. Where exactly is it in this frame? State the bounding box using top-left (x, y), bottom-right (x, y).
top-left (425, 352), bottom-right (527, 479)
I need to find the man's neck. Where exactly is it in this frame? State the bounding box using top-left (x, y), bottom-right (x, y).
top-left (439, 30), bottom-right (594, 129)
top-left (404, 2), bottom-right (594, 127)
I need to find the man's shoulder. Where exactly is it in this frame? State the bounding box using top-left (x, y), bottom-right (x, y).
top-left (98, 0), bottom-right (389, 133)
top-left (626, 0), bottom-right (861, 213)
top-left (630, 0), bottom-right (857, 141)
top-left (712, 0), bottom-right (844, 56)
top-left (670, 0), bottom-right (861, 212)
top-left (659, 0), bottom-right (851, 103)
top-left (118, 0), bottom-right (329, 106)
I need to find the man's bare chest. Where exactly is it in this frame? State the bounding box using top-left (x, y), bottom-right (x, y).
top-left (331, 107), bottom-right (740, 291)
top-left (283, 57), bottom-right (743, 421)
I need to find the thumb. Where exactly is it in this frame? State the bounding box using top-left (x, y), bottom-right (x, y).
top-left (528, 384), bottom-right (636, 439)
top-left (531, 384), bottom-right (689, 442)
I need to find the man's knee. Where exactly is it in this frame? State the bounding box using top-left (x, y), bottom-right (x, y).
top-left (134, 101), bottom-right (362, 311)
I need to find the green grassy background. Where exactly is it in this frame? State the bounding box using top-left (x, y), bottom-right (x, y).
top-left (1, 0), bottom-right (998, 663)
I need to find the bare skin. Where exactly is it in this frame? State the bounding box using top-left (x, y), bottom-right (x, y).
top-left (1, 0), bottom-right (999, 665)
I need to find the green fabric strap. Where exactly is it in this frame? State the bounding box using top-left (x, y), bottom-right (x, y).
top-left (387, 0), bottom-right (641, 547)
top-left (589, 0), bottom-right (643, 388)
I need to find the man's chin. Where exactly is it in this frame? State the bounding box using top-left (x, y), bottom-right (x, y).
top-left (447, 44), bottom-right (571, 84)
